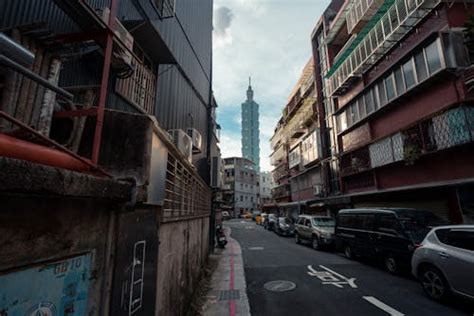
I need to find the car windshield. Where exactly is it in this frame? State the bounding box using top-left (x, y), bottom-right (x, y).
top-left (279, 217), bottom-right (291, 224)
top-left (397, 211), bottom-right (447, 242)
top-left (312, 218), bottom-right (335, 227)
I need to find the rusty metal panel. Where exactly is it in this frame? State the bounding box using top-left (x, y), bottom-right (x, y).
top-left (110, 208), bottom-right (159, 316)
top-left (341, 122), bottom-right (371, 152)
top-left (0, 254), bottom-right (92, 315)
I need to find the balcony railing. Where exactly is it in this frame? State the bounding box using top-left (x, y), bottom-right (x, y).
top-left (340, 106), bottom-right (474, 176)
top-left (326, 0), bottom-right (440, 97)
top-left (272, 184), bottom-right (291, 199)
top-left (116, 59), bottom-right (157, 115)
top-left (270, 144), bottom-right (287, 166)
top-left (346, 0), bottom-right (385, 35)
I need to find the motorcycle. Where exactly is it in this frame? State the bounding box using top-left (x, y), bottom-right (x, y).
top-left (216, 225), bottom-right (228, 248)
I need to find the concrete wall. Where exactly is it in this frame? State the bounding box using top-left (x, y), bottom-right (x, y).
top-left (155, 216), bottom-right (210, 316)
top-left (0, 195), bottom-right (116, 315)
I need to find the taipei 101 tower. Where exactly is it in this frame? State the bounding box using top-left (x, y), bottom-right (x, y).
top-left (241, 77), bottom-right (260, 171)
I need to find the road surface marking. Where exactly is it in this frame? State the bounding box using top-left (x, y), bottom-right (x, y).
top-left (248, 247), bottom-right (264, 250)
top-left (229, 244), bottom-right (236, 316)
top-left (307, 265), bottom-right (357, 288)
top-left (363, 296), bottom-right (404, 316)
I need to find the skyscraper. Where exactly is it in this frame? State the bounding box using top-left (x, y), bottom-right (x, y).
top-left (241, 78), bottom-right (260, 171)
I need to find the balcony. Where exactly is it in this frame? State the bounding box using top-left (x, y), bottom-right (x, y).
top-left (272, 184), bottom-right (291, 200)
top-left (272, 162), bottom-right (290, 182)
top-left (346, 0), bottom-right (385, 35)
top-left (339, 106), bottom-right (474, 176)
top-left (270, 144), bottom-right (287, 166)
top-left (116, 58), bottom-right (157, 115)
top-left (326, 0), bottom-right (441, 97)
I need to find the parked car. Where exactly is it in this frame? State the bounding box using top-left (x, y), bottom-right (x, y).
top-left (252, 210), bottom-right (262, 221)
top-left (275, 217), bottom-right (295, 236)
top-left (243, 212), bottom-right (252, 219)
top-left (411, 225), bottom-right (474, 302)
top-left (335, 208), bottom-right (446, 274)
top-left (222, 211), bottom-right (230, 221)
top-left (264, 214), bottom-right (278, 231)
top-left (258, 213), bottom-right (268, 226)
top-left (295, 215), bottom-right (335, 250)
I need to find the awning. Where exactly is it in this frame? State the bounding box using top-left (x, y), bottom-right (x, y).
top-left (278, 200), bottom-right (310, 208)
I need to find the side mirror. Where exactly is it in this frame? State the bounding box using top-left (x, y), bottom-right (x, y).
top-left (306, 223), bottom-right (311, 228)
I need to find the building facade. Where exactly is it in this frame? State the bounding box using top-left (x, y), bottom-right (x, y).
top-left (270, 59), bottom-right (326, 217)
top-left (241, 79), bottom-right (260, 171)
top-left (223, 157), bottom-right (258, 217)
top-left (0, 0), bottom-right (217, 314)
top-left (259, 171), bottom-right (275, 206)
top-left (311, 0), bottom-right (474, 223)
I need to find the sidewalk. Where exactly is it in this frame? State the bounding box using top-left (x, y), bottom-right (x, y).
top-left (202, 225), bottom-right (251, 316)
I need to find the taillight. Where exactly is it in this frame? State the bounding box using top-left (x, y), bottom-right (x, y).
top-left (408, 243), bottom-right (422, 251)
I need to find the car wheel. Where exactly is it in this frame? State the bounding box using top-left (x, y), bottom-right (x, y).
top-left (384, 255), bottom-right (398, 274)
top-left (420, 266), bottom-right (450, 301)
top-left (344, 245), bottom-right (353, 259)
top-left (312, 236), bottom-right (320, 250)
top-left (295, 233), bottom-right (301, 244)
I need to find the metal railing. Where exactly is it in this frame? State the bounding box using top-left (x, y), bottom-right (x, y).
top-left (116, 59), bottom-right (157, 115)
top-left (163, 152), bottom-right (211, 220)
top-left (326, 0), bottom-right (440, 96)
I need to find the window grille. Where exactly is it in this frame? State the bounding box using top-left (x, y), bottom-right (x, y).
top-left (433, 107), bottom-right (474, 150)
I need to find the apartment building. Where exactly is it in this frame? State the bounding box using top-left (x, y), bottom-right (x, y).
top-left (223, 157), bottom-right (258, 217)
top-left (270, 59), bottom-right (326, 216)
top-left (259, 171), bottom-right (275, 206)
top-left (312, 0), bottom-right (474, 223)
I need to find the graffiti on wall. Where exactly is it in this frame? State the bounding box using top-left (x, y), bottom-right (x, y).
top-left (111, 209), bottom-right (158, 316)
top-left (0, 253), bottom-right (92, 316)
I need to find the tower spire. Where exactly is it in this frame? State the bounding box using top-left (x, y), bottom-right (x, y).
top-left (246, 76), bottom-right (254, 101)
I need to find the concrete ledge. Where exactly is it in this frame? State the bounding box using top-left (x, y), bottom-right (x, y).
top-left (0, 157), bottom-right (132, 200)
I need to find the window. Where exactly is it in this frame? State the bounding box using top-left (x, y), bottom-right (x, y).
top-left (414, 51), bottom-right (428, 82)
top-left (425, 40), bottom-right (442, 74)
top-left (352, 103), bottom-right (360, 122)
top-left (358, 98), bottom-right (367, 118)
top-left (240, 195), bottom-right (243, 202)
top-left (365, 89), bottom-right (375, 114)
top-left (377, 81), bottom-right (387, 106)
top-left (377, 214), bottom-right (399, 234)
top-left (385, 75), bottom-right (396, 101)
top-left (394, 67), bottom-right (405, 96)
top-left (445, 230), bottom-right (474, 251)
top-left (403, 59), bottom-right (416, 89)
top-left (346, 108), bottom-right (353, 126)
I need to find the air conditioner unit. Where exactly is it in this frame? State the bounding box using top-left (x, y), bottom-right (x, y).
top-left (168, 129), bottom-right (193, 163)
top-left (187, 128), bottom-right (202, 154)
top-left (99, 8), bottom-right (134, 51)
top-left (313, 184), bottom-right (323, 196)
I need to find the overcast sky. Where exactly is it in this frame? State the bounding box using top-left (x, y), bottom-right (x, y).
top-left (212, 0), bottom-right (330, 171)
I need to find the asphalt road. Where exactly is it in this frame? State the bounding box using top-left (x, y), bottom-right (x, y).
top-left (226, 219), bottom-right (474, 316)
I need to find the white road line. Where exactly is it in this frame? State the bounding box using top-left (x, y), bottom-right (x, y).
top-left (363, 296), bottom-right (404, 316)
top-left (248, 247), bottom-right (264, 250)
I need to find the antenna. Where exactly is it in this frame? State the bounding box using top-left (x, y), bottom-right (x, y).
top-left (249, 76), bottom-right (251, 87)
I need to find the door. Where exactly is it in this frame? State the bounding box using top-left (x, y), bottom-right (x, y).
top-left (374, 214), bottom-right (409, 263)
top-left (303, 218), bottom-right (312, 240)
top-left (437, 229), bottom-right (474, 297)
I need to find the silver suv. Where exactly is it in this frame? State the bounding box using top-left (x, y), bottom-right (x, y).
top-left (411, 225), bottom-right (474, 302)
top-left (294, 215), bottom-right (335, 250)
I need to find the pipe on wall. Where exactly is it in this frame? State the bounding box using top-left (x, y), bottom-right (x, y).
top-left (0, 133), bottom-right (93, 173)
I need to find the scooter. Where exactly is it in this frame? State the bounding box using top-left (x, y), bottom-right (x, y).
top-left (216, 225), bottom-right (228, 248)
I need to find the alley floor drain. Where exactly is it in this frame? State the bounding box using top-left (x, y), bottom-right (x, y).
top-left (264, 280), bottom-right (296, 292)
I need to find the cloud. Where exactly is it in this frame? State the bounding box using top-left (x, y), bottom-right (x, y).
top-left (213, 0), bottom-right (331, 171)
top-left (214, 6), bottom-right (234, 48)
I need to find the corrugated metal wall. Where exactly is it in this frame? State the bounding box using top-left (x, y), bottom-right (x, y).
top-left (0, 0), bottom-right (213, 183)
top-left (149, 0), bottom-right (214, 184)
